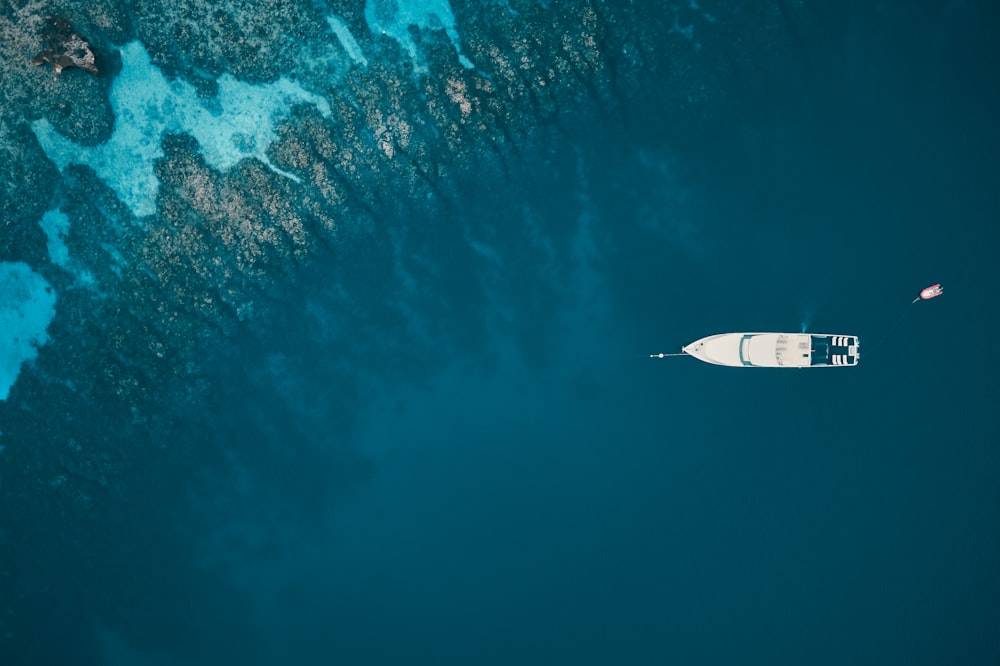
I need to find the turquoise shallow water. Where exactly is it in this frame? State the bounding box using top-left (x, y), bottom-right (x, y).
top-left (1, 2), bottom-right (999, 664)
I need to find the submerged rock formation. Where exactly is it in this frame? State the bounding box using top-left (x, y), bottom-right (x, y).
top-left (30, 16), bottom-right (98, 75)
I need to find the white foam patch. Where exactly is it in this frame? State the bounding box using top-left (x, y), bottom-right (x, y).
top-left (364, 0), bottom-right (474, 73)
top-left (31, 41), bottom-right (333, 218)
top-left (327, 15), bottom-right (368, 67)
top-left (0, 262), bottom-right (57, 401)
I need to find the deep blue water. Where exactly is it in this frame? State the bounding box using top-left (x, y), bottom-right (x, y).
top-left (183, 6), bottom-right (1000, 662)
top-left (3, 2), bottom-right (999, 664)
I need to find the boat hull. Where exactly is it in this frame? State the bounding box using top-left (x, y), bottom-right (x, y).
top-left (683, 332), bottom-right (859, 368)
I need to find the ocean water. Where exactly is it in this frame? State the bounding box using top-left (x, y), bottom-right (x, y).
top-left (1, 2), bottom-right (999, 664)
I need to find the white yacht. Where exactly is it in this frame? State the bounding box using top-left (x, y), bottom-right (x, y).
top-left (680, 332), bottom-right (860, 368)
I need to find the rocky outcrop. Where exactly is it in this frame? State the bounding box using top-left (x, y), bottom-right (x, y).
top-left (30, 16), bottom-right (98, 75)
